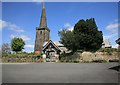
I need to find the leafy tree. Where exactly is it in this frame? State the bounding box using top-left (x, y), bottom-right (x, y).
top-left (59, 18), bottom-right (103, 52)
top-left (2, 43), bottom-right (11, 54)
top-left (73, 18), bottom-right (103, 51)
top-left (11, 37), bottom-right (25, 53)
top-left (58, 29), bottom-right (77, 52)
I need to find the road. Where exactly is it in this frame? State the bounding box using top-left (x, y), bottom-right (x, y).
top-left (2, 63), bottom-right (119, 83)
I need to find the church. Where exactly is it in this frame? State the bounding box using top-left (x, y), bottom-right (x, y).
top-left (34, 3), bottom-right (112, 62)
top-left (34, 3), bottom-right (67, 62)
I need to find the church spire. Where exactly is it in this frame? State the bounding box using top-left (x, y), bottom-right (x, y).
top-left (40, 2), bottom-right (47, 28)
top-left (34, 2), bottom-right (50, 54)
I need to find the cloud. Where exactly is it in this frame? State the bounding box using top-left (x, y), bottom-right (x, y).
top-left (32, 0), bottom-right (38, 2)
top-left (25, 44), bottom-right (34, 48)
top-left (64, 23), bottom-right (71, 28)
top-left (20, 35), bottom-right (31, 41)
top-left (105, 22), bottom-right (120, 34)
top-left (32, 0), bottom-right (42, 5)
top-left (68, 26), bottom-right (74, 31)
top-left (32, 0), bottom-right (44, 2)
top-left (0, 20), bottom-right (5, 31)
top-left (103, 33), bottom-right (117, 40)
top-left (63, 23), bottom-right (74, 31)
top-left (0, 19), bottom-right (24, 32)
top-left (112, 44), bottom-right (118, 48)
top-left (10, 34), bottom-right (31, 41)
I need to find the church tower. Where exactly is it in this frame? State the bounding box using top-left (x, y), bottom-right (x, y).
top-left (34, 2), bottom-right (50, 54)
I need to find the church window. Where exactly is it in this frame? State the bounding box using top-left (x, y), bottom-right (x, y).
top-left (40, 31), bottom-right (42, 34)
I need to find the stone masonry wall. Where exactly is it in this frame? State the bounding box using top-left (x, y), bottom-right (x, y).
top-left (80, 52), bottom-right (118, 62)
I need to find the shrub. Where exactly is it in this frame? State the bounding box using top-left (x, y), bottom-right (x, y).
top-left (97, 48), bottom-right (117, 53)
top-left (60, 59), bottom-right (64, 62)
top-left (109, 59), bottom-right (119, 62)
top-left (59, 53), bottom-right (66, 60)
top-left (73, 60), bottom-right (79, 63)
top-left (65, 60), bottom-right (69, 63)
top-left (92, 59), bottom-right (107, 63)
top-left (82, 61), bottom-right (91, 63)
top-left (76, 50), bottom-right (83, 53)
top-left (2, 53), bottom-right (42, 59)
top-left (59, 52), bottom-right (73, 60)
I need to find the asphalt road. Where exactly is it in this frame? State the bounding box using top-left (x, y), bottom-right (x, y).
top-left (2, 63), bottom-right (119, 83)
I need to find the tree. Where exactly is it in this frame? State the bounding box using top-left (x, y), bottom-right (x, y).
top-left (11, 37), bottom-right (25, 53)
top-left (58, 18), bottom-right (103, 52)
top-left (2, 43), bottom-right (11, 54)
top-left (58, 29), bottom-right (77, 52)
top-left (74, 18), bottom-right (103, 51)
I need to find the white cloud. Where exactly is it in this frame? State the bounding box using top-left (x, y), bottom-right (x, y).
top-left (64, 23), bottom-right (71, 28)
top-left (0, 20), bottom-right (2, 30)
top-left (32, 0), bottom-right (38, 2)
top-left (25, 44), bottom-right (34, 48)
top-left (20, 35), bottom-right (31, 41)
top-left (32, 0), bottom-right (42, 5)
top-left (112, 44), bottom-right (118, 48)
top-left (9, 24), bottom-right (24, 32)
top-left (68, 26), bottom-right (74, 31)
top-left (103, 33), bottom-right (117, 40)
top-left (0, 19), bottom-right (24, 32)
top-left (105, 22), bottom-right (120, 34)
top-left (22, 49), bottom-right (33, 53)
top-left (10, 34), bottom-right (31, 41)
top-left (63, 23), bottom-right (74, 31)
top-left (10, 34), bottom-right (15, 39)
top-left (0, 20), bottom-right (8, 30)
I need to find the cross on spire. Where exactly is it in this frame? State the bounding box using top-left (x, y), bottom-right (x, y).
top-left (42, 2), bottom-right (45, 8)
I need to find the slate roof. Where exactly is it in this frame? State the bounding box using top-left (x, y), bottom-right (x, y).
top-left (42, 40), bottom-right (68, 52)
top-left (116, 38), bottom-right (120, 45)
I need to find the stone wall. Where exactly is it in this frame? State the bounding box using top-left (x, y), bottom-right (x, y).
top-left (1, 52), bottom-right (119, 63)
top-left (2, 57), bottom-right (43, 63)
top-left (80, 52), bottom-right (118, 62)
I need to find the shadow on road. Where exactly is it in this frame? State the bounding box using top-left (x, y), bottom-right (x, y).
top-left (109, 65), bottom-right (120, 71)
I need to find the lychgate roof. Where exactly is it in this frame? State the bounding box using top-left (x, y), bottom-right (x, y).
top-left (42, 40), bottom-right (62, 52)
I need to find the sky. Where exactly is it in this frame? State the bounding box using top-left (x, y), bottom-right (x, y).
top-left (1, 2), bottom-right (119, 52)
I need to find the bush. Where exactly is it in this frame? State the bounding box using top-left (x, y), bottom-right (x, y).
top-left (76, 50), bottom-right (83, 53)
top-left (73, 60), bottom-right (79, 63)
top-left (97, 48), bottom-right (117, 53)
top-left (59, 52), bottom-right (81, 63)
top-left (2, 53), bottom-right (42, 59)
top-left (65, 60), bottom-right (69, 63)
top-left (109, 59), bottom-right (119, 62)
top-left (59, 52), bottom-right (74, 60)
top-left (92, 59), bottom-right (107, 63)
top-left (60, 59), bottom-right (64, 62)
top-left (82, 61), bottom-right (91, 63)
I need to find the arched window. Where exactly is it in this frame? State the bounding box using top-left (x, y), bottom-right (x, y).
top-left (40, 31), bottom-right (42, 34)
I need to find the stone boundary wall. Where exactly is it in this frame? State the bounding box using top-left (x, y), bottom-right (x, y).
top-left (80, 52), bottom-right (119, 62)
top-left (2, 57), bottom-right (43, 63)
top-left (1, 52), bottom-right (119, 63)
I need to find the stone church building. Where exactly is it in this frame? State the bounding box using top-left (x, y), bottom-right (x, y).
top-left (34, 3), bottom-right (67, 62)
top-left (34, 3), bottom-right (112, 62)
top-left (34, 3), bottom-right (50, 54)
